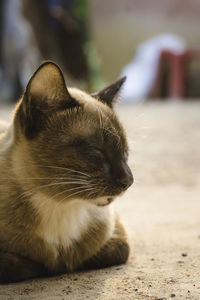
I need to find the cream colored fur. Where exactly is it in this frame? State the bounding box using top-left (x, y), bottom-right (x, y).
top-left (30, 193), bottom-right (115, 258)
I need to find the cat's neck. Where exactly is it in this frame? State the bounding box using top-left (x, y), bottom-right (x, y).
top-left (29, 192), bottom-right (114, 248)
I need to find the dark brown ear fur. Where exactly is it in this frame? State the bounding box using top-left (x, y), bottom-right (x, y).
top-left (17, 61), bottom-right (79, 139)
top-left (91, 76), bottom-right (126, 108)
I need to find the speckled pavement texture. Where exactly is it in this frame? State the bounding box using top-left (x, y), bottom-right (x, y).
top-left (0, 102), bottom-right (200, 300)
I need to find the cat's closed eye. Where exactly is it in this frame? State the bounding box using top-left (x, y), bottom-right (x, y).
top-left (84, 145), bottom-right (106, 165)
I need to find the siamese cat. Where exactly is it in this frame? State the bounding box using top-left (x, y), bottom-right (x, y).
top-left (0, 61), bottom-right (133, 283)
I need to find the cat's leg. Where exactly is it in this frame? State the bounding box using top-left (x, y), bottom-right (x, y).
top-left (81, 217), bottom-right (130, 270)
top-left (0, 251), bottom-right (49, 284)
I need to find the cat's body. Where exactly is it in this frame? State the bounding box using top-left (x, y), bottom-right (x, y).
top-left (0, 62), bottom-right (133, 283)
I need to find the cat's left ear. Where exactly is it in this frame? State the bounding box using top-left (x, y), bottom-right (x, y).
top-left (24, 61), bottom-right (78, 110)
top-left (91, 77), bottom-right (126, 108)
top-left (18, 61), bottom-right (79, 138)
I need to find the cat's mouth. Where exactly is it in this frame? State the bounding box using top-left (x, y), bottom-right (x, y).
top-left (98, 197), bottom-right (114, 206)
top-left (91, 196), bottom-right (114, 207)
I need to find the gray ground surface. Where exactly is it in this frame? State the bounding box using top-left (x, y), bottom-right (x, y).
top-left (0, 102), bottom-right (200, 300)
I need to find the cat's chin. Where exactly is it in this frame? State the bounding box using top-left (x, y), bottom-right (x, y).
top-left (90, 196), bottom-right (115, 207)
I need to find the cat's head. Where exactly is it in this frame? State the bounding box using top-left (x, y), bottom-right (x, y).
top-left (14, 61), bottom-right (133, 206)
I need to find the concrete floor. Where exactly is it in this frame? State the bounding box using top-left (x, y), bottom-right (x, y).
top-left (0, 101), bottom-right (200, 299)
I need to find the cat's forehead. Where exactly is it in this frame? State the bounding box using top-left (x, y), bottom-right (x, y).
top-left (47, 87), bottom-right (124, 148)
top-left (68, 87), bottom-right (106, 111)
top-left (59, 88), bottom-right (127, 149)
top-left (68, 88), bottom-right (120, 130)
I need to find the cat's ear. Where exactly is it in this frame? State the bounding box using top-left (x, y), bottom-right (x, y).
top-left (18, 61), bottom-right (79, 138)
top-left (91, 77), bottom-right (126, 108)
top-left (24, 61), bottom-right (78, 110)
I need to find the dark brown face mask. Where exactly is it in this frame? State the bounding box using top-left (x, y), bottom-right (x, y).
top-left (14, 61), bottom-right (133, 203)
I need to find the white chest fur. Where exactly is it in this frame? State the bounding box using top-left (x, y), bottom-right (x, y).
top-left (30, 193), bottom-right (114, 249)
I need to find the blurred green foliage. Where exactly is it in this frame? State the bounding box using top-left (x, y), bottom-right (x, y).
top-left (72, 0), bottom-right (104, 90)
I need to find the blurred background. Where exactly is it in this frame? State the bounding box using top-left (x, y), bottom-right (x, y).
top-left (1, 0), bottom-right (200, 102)
top-left (1, 2), bottom-right (200, 298)
top-left (92, 0), bottom-right (200, 100)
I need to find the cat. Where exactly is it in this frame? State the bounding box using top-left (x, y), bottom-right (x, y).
top-left (0, 61), bottom-right (133, 283)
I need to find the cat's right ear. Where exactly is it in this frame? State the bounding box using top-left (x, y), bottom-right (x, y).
top-left (17, 61), bottom-right (79, 139)
top-left (91, 77), bottom-right (126, 108)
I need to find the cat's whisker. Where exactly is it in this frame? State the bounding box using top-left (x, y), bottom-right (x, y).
top-left (22, 180), bottom-right (98, 211)
top-left (86, 188), bottom-right (99, 199)
top-left (96, 103), bottom-right (105, 130)
top-left (50, 184), bottom-right (98, 211)
top-left (39, 165), bottom-right (91, 178)
top-left (95, 105), bottom-right (121, 148)
top-left (103, 126), bottom-right (121, 148)
top-left (100, 185), bottom-right (107, 196)
top-left (39, 188), bottom-right (96, 225)
top-left (50, 183), bottom-right (96, 201)
top-left (83, 182), bottom-right (105, 199)
top-left (1, 176), bottom-right (89, 181)
top-left (12, 163), bottom-right (91, 179)
top-left (16, 180), bottom-right (91, 202)
top-left (59, 187), bottom-right (97, 204)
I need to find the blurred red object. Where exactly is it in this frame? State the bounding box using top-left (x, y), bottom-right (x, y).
top-left (152, 49), bottom-right (200, 98)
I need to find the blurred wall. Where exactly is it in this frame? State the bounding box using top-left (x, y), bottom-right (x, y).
top-left (91, 0), bottom-right (200, 81)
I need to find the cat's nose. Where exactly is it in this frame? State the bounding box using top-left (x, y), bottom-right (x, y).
top-left (116, 165), bottom-right (134, 190)
top-left (117, 173), bottom-right (134, 190)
